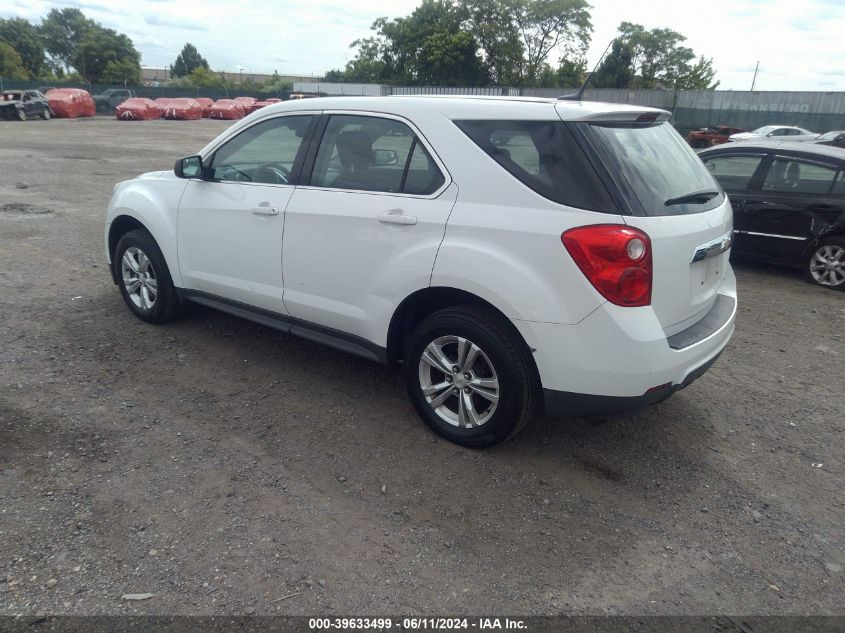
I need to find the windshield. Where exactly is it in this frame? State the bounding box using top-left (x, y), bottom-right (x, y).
top-left (583, 121), bottom-right (723, 216)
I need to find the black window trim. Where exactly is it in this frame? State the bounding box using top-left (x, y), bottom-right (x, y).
top-left (202, 112), bottom-right (320, 187)
top-left (298, 110), bottom-right (451, 199)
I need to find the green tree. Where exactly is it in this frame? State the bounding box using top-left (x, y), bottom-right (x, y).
top-left (186, 66), bottom-right (235, 92)
top-left (511, 0), bottom-right (592, 85)
top-left (39, 8), bottom-right (96, 73)
top-left (591, 39), bottom-right (634, 88)
top-left (101, 58), bottom-right (141, 85)
top-left (0, 41), bottom-right (29, 79)
top-left (461, 0), bottom-right (525, 85)
top-left (675, 56), bottom-right (719, 90)
top-left (72, 26), bottom-right (140, 83)
top-left (0, 17), bottom-right (45, 77)
top-left (262, 70), bottom-right (293, 93)
top-left (170, 43), bottom-right (209, 78)
top-left (329, 0), bottom-right (487, 86)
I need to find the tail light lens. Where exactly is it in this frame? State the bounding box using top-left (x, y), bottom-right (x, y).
top-left (562, 225), bottom-right (652, 307)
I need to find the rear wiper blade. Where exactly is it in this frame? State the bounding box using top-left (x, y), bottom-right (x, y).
top-left (664, 190), bottom-right (720, 206)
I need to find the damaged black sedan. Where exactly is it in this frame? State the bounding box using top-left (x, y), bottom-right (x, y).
top-left (0, 90), bottom-right (54, 121)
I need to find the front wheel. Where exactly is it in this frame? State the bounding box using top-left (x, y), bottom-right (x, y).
top-left (403, 305), bottom-right (539, 448)
top-left (17, 108), bottom-right (26, 121)
top-left (41, 107), bottom-right (51, 120)
top-left (114, 229), bottom-right (184, 323)
top-left (806, 237), bottom-right (845, 290)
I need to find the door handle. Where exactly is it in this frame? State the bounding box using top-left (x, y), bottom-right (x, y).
top-left (378, 208), bottom-right (417, 225)
top-left (251, 205), bottom-right (279, 216)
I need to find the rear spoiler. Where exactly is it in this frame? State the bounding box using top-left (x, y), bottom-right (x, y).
top-left (579, 110), bottom-right (672, 124)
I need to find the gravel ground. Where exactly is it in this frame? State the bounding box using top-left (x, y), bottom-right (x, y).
top-left (0, 117), bottom-right (843, 617)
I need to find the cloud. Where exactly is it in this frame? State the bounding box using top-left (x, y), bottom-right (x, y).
top-left (143, 13), bottom-right (208, 32)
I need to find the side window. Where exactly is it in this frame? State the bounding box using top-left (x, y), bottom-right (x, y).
top-left (210, 115), bottom-right (314, 184)
top-left (762, 158), bottom-right (839, 194)
top-left (703, 155), bottom-right (764, 190)
top-left (310, 115), bottom-right (444, 194)
top-left (456, 120), bottom-right (616, 212)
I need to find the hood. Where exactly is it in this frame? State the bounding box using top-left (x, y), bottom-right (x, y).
top-left (138, 170), bottom-right (177, 180)
top-left (728, 132), bottom-right (755, 141)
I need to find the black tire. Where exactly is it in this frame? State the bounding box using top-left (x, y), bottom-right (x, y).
top-left (41, 107), bottom-right (51, 120)
top-left (16, 108), bottom-right (26, 121)
top-left (113, 229), bottom-right (184, 323)
top-left (403, 305), bottom-right (539, 448)
top-left (805, 236), bottom-right (845, 290)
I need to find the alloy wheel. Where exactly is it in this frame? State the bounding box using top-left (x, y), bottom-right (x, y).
top-left (418, 335), bottom-right (500, 428)
top-left (809, 244), bottom-right (845, 287)
top-left (121, 247), bottom-right (158, 310)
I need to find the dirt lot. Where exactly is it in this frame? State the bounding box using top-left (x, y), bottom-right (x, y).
top-left (0, 117), bottom-right (843, 617)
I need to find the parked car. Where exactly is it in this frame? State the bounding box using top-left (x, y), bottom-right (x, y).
top-left (729, 125), bottom-right (818, 142)
top-left (194, 97), bottom-right (215, 118)
top-left (0, 90), bottom-right (54, 121)
top-left (163, 98), bottom-right (203, 120)
top-left (45, 88), bottom-right (95, 118)
top-left (93, 88), bottom-right (136, 112)
top-left (686, 125), bottom-right (746, 148)
top-left (813, 130), bottom-right (845, 149)
top-left (105, 96), bottom-right (737, 446)
top-left (208, 99), bottom-right (245, 119)
top-left (699, 141), bottom-right (845, 289)
top-left (115, 98), bottom-right (160, 121)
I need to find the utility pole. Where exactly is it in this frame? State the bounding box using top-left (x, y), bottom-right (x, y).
top-left (750, 61), bottom-right (759, 91)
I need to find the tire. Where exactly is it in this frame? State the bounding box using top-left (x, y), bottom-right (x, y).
top-left (113, 229), bottom-right (184, 323)
top-left (403, 305), bottom-right (539, 448)
top-left (16, 108), bottom-right (26, 121)
top-left (41, 108), bottom-right (51, 120)
top-left (805, 237), bottom-right (845, 290)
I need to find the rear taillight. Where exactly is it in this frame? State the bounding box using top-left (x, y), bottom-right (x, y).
top-left (561, 225), bottom-right (652, 307)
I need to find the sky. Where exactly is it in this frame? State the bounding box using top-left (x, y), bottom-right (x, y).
top-left (3, 0), bottom-right (845, 90)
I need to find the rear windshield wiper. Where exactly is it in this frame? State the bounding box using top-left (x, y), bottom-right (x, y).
top-left (664, 190), bottom-right (720, 206)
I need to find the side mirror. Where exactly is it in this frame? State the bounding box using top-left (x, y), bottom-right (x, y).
top-left (175, 155), bottom-right (204, 179)
top-left (373, 149), bottom-right (398, 166)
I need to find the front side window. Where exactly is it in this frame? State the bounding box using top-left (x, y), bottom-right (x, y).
top-left (455, 120), bottom-right (615, 212)
top-left (762, 157), bottom-right (839, 194)
top-left (210, 115), bottom-right (314, 184)
top-left (703, 154), bottom-right (765, 191)
top-left (309, 115), bottom-right (444, 194)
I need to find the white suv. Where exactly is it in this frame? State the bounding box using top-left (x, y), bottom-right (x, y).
top-left (105, 96), bottom-right (736, 447)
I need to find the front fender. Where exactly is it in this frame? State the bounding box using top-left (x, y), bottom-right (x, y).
top-left (105, 175), bottom-right (188, 287)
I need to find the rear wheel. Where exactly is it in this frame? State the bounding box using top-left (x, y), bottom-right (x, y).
top-left (41, 107), bottom-right (51, 120)
top-left (403, 305), bottom-right (539, 447)
top-left (114, 229), bottom-right (184, 322)
top-left (17, 108), bottom-right (26, 121)
top-left (806, 237), bottom-right (845, 290)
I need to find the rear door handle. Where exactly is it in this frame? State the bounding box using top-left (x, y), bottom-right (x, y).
top-left (378, 208), bottom-right (417, 225)
top-left (251, 205), bottom-right (279, 216)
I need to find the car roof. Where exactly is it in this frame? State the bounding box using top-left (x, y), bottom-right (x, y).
top-left (700, 140), bottom-right (845, 162)
top-left (255, 95), bottom-right (668, 122)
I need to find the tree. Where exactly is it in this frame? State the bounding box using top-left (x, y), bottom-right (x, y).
top-left (171, 43), bottom-right (209, 78)
top-left (186, 66), bottom-right (234, 92)
top-left (101, 58), bottom-right (141, 85)
top-left (262, 70), bottom-right (293, 94)
top-left (461, 0), bottom-right (525, 85)
top-left (0, 17), bottom-right (45, 77)
top-left (675, 56), bottom-right (719, 90)
top-left (591, 39), bottom-right (634, 88)
top-left (0, 41), bottom-right (29, 79)
top-left (328, 0), bottom-right (487, 86)
top-left (39, 8), bottom-right (96, 73)
top-left (511, 0), bottom-right (592, 85)
top-left (72, 26), bottom-right (140, 83)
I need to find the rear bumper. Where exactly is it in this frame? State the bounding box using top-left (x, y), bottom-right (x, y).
top-left (543, 349), bottom-right (723, 418)
top-left (513, 267), bottom-right (736, 417)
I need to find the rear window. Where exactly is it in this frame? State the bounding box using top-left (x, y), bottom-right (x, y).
top-left (454, 120), bottom-right (616, 212)
top-left (583, 121), bottom-right (725, 215)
